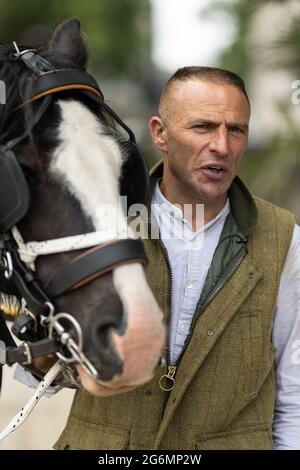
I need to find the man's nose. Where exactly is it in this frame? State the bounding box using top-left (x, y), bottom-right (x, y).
top-left (207, 127), bottom-right (230, 157)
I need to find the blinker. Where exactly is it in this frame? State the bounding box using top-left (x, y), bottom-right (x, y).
top-left (0, 146), bottom-right (30, 233)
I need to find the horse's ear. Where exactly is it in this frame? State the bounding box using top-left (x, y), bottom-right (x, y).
top-left (48, 17), bottom-right (88, 70)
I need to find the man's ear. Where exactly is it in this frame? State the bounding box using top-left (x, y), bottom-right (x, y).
top-left (48, 17), bottom-right (88, 70)
top-left (149, 116), bottom-right (168, 154)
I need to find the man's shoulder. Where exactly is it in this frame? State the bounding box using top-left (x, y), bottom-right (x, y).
top-left (251, 196), bottom-right (295, 257)
top-left (248, 197), bottom-right (296, 272)
top-left (253, 196), bottom-right (295, 223)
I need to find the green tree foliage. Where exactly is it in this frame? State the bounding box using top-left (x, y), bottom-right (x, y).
top-left (203, 0), bottom-right (300, 216)
top-left (0, 0), bottom-right (151, 76)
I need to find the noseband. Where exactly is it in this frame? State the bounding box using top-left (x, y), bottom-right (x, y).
top-left (0, 46), bottom-right (148, 381)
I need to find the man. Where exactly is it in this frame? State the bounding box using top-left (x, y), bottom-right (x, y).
top-left (20, 66), bottom-right (300, 449)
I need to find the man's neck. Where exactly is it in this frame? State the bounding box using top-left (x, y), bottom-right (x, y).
top-left (159, 180), bottom-right (227, 230)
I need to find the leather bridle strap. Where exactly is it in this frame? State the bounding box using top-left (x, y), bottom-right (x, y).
top-left (7, 244), bottom-right (52, 317)
top-left (0, 337), bottom-right (58, 367)
top-left (44, 239), bottom-right (147, 298)
top-left (12, 69), bottom-right (103, 111)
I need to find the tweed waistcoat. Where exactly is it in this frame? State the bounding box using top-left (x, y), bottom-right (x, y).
top-left (54, 169), bottom-right (294, 450)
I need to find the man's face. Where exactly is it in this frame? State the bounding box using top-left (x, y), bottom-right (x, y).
top-left (150, 79), bottom-right (250, 207)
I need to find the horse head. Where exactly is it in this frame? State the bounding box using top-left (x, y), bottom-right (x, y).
top-left (0, 18), bottom-right (165, 394)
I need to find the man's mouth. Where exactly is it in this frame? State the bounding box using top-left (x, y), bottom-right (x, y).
top-left (200, 165), bottom-right (227, 180)
top-left (201, 164), bottom-right (226, 173)
top-left (205, 166), bottom-right (223, 173)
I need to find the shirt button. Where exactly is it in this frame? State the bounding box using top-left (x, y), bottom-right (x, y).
top-left (207, 329), bottom-right (214, 336)
top-left (186, 280), bottom-right (194, 289)
top-left (180, 324), bottom-right (187, 332)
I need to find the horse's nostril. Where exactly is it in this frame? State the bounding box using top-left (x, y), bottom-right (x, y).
top-left (83, 294), bottom-right (126, 381)
top-left (94, 306), bottom-right (125, 337)
top-left (93, 321), bottom-right (111, 350)
top-left (90, 314), bottom-right (124, 381)
top-left (91, 307), bottom-right (125, 357)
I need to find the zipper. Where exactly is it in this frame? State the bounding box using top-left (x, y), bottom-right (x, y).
top-left (159, 365), bottom-right (177, 391)
top-left (157, 239), bottom-right (176, 392)
top-left (159, 246), bottom-right (247, 392)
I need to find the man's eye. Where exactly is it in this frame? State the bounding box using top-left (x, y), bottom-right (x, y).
top-left (193, 124), bottom-right (211, 130)
top-left (229, 127), bottom-right (244, 134)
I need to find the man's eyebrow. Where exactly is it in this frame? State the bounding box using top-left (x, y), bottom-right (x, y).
top-left (228, 121), bottom-right (249, 131)
top-left (189, 118), bottom-right (219, 126)
top-left (189, 119), bottom-right (249, 131)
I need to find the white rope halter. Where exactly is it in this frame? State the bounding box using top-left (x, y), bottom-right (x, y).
top-left (11, 225), bottom-right (131, 271)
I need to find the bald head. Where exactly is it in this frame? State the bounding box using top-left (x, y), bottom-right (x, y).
top-left (159, 66), bottom-right (250, 124)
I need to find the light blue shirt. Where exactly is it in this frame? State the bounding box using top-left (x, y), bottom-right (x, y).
top-left (152, 182), bottom-right (230, 365)
top-left (152, 179), bottom-right (300, 450)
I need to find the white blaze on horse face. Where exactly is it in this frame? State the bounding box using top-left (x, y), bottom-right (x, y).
top-left (111, 263), bottom-right (165, 387)
top-left (50, 99), bottom-right (165, 387)
top-left (50, 99), bottom-right (127, 234)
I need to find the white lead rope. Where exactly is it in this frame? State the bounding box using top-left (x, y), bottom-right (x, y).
top-left (0, 361), bottom-right (63, 442)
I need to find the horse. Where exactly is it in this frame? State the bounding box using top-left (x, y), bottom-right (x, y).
top-left (0, 18), bottom-right (165, 398)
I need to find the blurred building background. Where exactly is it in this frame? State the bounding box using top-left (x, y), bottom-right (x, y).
top-left (0, 0), bottom-right (299, 449)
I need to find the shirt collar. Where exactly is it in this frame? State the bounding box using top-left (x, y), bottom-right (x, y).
top-left (149, 160), bottom-right (258, 236)
top-left (152, 177), bottom-right (230, 233)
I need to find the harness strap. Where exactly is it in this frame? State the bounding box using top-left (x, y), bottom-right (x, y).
top-left (11, 225), bottom-right (130, 269)
top-left (0, 305), bottom-right (50, 382)
top-left (44, 239), bottom-right (147, 297)
top-left (12, 69), bottom-right (103, 111)
top-left (0, 337), bottom-right (59, 366)
top-left (8, 247), bottom-right (51, 316)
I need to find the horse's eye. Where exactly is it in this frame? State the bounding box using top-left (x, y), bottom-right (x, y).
top-left (21, 165), bottom-right (37, 185)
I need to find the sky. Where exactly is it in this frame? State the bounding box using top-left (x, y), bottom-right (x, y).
top-left (150, 0), bottom-right (235, 72)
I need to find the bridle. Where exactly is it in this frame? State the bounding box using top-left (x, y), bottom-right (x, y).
top-left (0, 45), bottom-right (148, 381)
top-left (0, 230), bottom-right (147, 379)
